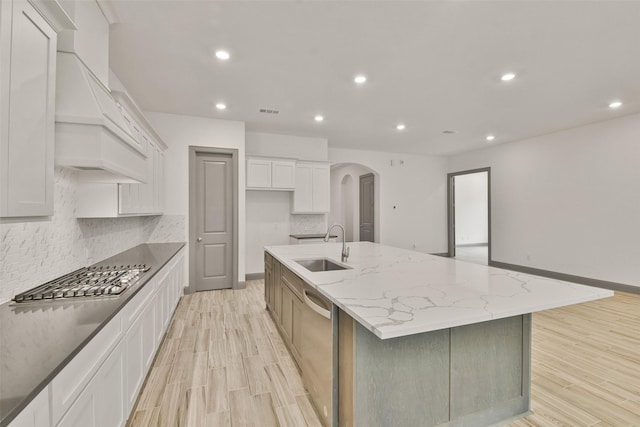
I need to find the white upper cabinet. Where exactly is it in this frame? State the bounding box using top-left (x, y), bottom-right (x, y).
top-left (76, 137), bottom-right (164, 218)
top-left (118, 139), bottom-right (164, 216)
top-left (246, 157), bottom-right (296, 190)
top-left (0, 0), bottom-right (62, 217)
top-left (75, 87), bottom-right (167, 218)
top-left (292, 162), bottom-right (330, 214)
top-left (246, 158), bottom-right (272, 188)
top-left (272, 160), bottom-right (296, 189)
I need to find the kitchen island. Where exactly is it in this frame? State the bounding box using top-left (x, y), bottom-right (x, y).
top-left (265, 242), bottom-right (613, 427)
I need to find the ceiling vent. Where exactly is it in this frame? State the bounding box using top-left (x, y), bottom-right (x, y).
top-left (259, 108), bottom-right (280, 115)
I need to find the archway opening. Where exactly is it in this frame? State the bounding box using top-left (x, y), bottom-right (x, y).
top-left (329, 163), bottom-right (379, 243)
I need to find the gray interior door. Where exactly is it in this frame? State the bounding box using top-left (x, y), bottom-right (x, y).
top-left (359, 173), bottom-right (375, 242)
top-left (194, 152), bottom-right (233, 291)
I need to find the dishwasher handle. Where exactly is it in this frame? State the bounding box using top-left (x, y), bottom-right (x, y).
top-left (303, 289), bottom-right (331, 320)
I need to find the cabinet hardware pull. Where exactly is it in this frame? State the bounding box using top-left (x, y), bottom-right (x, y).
top-left (303, 290), bottom-right (331, 319)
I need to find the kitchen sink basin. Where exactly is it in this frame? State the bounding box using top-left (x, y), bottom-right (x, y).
top-left (295, 258), bottom-right (351, 272)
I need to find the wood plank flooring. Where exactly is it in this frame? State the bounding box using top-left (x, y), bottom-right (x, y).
top-left (127, 280), bottom-right (321, 427)
top-left (510, 291), bottom-right (640, 427)
top-left (128, 281), bottom-right (640, 427)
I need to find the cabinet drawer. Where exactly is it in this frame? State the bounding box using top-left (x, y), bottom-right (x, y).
top-left (122, 277), bottom-right (157, 329)
top-left (51, 314), bottom-right (123, 424)
top-left (282, 268), bottom-right (304, 299)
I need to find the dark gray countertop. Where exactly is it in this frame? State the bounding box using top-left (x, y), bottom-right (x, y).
top-left (0, 242), bottom-right (185, 427)
top-left (289, 234), bottom-right (337, 239)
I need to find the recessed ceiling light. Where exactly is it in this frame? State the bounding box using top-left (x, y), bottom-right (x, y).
top-left (501, 72), bottom-right (516, 81)
top-left (486, 135), bottom-right (495, 141)
top-left (215, 50), bottom-right (230, 60)
top-left (396, 124), bottom-right (406, 131)
top-left (609, 100), bottom-right (622, 109)
top-left (314, 115), bottom-right (324, 122)
top-left (354, 75), bottom-right (367, 84)
top-left (215, 103), bottom-right (227, 110)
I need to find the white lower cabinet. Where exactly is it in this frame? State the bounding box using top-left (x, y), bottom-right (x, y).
top-left (56, 384), bottom-right (94, 427)
top-left (124, 296), bottom-right (157, 412)
top-left (57, 339), bottom-right (126, 427)
top-left (51, 316), bottom-right (124, 424)
top-left (7, 387), bottom-right (50, 427)
top-left (142, 301), bottom-right (157, 371)
top-left (95, 341), bottom-right (126, 427)
top-left (154, 281), bottom-right (167, 344)
top-left (21, 249), bottom-right (187, 427)
top-left (125, 313), bottom-right (146, 411)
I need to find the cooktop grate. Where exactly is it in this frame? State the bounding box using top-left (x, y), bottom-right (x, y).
top-left (13, 264), bottom-right (150, 303)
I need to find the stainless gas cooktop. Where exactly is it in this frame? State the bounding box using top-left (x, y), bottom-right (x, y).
top-left (13, 264), bottom-right (150, 303)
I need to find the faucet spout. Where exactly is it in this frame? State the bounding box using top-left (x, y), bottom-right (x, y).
top-left (324, 224), bottom-right (349, 262)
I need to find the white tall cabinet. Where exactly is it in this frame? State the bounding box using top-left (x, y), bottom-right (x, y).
top-left (0, 0), bottom-right (59, 217)
top-left (292, 161), bottom-right (330, 213)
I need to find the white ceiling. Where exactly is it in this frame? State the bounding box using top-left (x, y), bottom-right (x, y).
top-left (108, 1), bottom-right (640, 156)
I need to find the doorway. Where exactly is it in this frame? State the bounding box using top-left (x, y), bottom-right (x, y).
top-left (447, 168), bottom-right (490, 265)
top-left (189, 147), bottom-right (238, 292)
top-left (359, 173), bottom-right (375, 242)
top-left (329, 163), bottom-right (379, 243)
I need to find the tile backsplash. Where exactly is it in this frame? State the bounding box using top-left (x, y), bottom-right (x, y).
top-left (0, 167), bottom-right (184, 304)
top-left (290, 214), bottom-right (328, 235)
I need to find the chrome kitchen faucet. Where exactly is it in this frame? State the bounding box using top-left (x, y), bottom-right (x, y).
top-left (324, 224), bottom-right (349, 262)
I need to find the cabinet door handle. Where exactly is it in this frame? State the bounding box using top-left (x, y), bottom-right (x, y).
top-left (197, 237), bottom-right (202, 242)
top-left (303, 290), bottom-right (331, 319)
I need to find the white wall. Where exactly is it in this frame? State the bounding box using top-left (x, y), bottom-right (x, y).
top-left (246, 131), bottom-right (328, 161)
top-left (449, 113), bottom-right (640, 287)
top-left (329, 163), bottom-right (372, 242)
top-left (329, 148), bottom-right (449, 253)
top-left (246, 191), bottom-right (291, 273)
top-left (454, 172), bottom-right (488, 245)
top-left (146, 112), bottom-right (246, 284)
top-left (245, 132), bottom-right (329, 274)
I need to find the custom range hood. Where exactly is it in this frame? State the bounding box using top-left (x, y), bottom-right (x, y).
top-left (55, 52), bottom-right (147, 183)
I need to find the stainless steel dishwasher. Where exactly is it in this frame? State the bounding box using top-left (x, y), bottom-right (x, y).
top-left (301, 282), bottom-right (333, 426)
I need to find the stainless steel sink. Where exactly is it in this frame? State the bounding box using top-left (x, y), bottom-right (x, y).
top-left (295, 258), bottom-right (351, 272)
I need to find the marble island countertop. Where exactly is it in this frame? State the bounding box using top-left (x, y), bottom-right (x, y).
top-left (265, 242), bottom-right (614, 339)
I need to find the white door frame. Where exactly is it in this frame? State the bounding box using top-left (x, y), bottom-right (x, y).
top-left (447, 167), bottom-right (491, 261)
top-left (188, 146), bottom-right (239, 293)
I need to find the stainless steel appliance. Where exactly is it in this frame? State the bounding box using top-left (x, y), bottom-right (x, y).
top-left (301, 282), bottom-right (333, 426)
top-left (13, 264), bottom-right (149, 303)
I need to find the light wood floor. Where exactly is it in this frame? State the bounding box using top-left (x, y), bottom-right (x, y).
top-left (128, 281), bottom-right (640, 427)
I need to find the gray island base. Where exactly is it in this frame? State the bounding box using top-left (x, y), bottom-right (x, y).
top-left (338, 310), bottom-right (531, 427)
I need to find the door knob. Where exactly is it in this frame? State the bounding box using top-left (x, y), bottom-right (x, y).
top-left (197, 237), bottom-right (202, 242)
